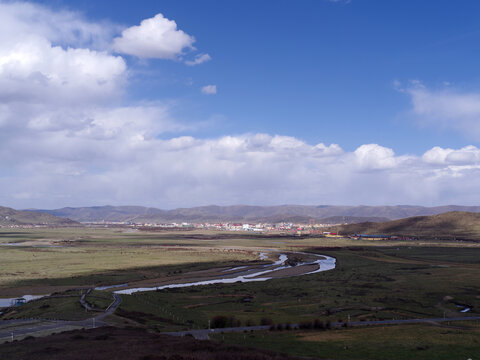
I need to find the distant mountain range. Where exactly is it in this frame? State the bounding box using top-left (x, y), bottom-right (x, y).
top-left (25, 204), bottom-right (480, 224)
top-left (0, 206), bottom-right (79, 226)
top-left (333, 211), bottom-right (480, 239)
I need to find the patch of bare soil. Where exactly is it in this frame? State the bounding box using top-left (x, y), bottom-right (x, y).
top-left (0, 326), bottom-right (306, 360)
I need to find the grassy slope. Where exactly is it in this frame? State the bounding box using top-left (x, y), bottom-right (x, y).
top-left (0, 206), bottom-right (78, 226)
top-left (334, 211), bottom-right (480, 239)
top-left (0, 327), bottom-right (304, 360)
top-left (215, 323), bottom-right (480, 360)
top-left (33, 204), bottom-right (480, 222)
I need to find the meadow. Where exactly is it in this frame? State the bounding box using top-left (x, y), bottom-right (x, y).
top-left (114, 246), bottom-right (480, 332)
top-left (1, 227), bottom-right (479, 359)
top-left (213, 322), bottom-right (480, 360)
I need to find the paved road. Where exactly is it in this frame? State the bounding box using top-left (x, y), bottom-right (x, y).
top-left (166, 316), bottom-right (480, 340)
top-left (0, 293), bottom-right (122, 342)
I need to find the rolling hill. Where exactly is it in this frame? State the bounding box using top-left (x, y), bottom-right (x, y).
top-left (0, 206), bottom-right (78, 226)
top-left (332, 211), bottom-right (480, 239)
top-left (27, 204), bottom-right (480, 223)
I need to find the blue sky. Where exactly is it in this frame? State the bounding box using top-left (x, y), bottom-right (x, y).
top-left (2, 0), bottom-right (480, 208)
top-left (39, 0), bottom-right (480, 152)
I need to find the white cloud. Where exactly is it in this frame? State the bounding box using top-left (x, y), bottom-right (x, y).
top-left (185, 53), bottom-right (211, 66)
top-left (2, 2), bottom-right (480, 209)
top-left (354, 144), bottom-right (398, 170)
top-left (0, 2), bottom-right (118, 50)
top-left (112, 13), bottom-right (195, 59)
top-left (423, 145), bottom-right (480, 165)
top-left (0, 36), bottom-right (126, 104)
top-left (402, 81), bottom-right (480, 140)
top-left (201, 85), bottom-right (217, 94)
top-left (4, 110), bottom-right (480, 208)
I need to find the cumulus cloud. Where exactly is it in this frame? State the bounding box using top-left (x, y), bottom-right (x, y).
top-left (401, 81), bottom-right (480, 140)
top-left (0, 2), bottom-right (127, 112)
top-left (112, 13), bottom-right (195, 59)
top-left (185, 53), bottom-right (211, 66)
top-left (201, 85), bottom-right (217, 94)
top-left (4, 112), bottom-right (480, 208)
top-left (423, 145), bottom-right (480, 165)
top-left (0, 37), bottom-right (126, 104)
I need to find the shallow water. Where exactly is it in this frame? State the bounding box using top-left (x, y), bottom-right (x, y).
top-left (0, 294), bottom-right (47, 308)
top-left (95, 283), bottom-right (129, 291)
top-left (115, 252), bottom-right (336, 295)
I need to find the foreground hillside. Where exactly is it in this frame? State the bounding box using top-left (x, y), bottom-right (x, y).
top-left (0, 327), bottom-right (302, 360)
top-left (29, 204), bottom-right (480, 223)
top-left (0, 206), bottom-right (78, 226)
top-left (334, 211), bottom-right (480, 239)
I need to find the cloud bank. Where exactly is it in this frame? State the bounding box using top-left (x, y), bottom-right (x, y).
top-left (4, 124), bottom-right (480, 208)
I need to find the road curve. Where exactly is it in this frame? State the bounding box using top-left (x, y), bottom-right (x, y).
top-left (0, 293), bottom-right (122, 343)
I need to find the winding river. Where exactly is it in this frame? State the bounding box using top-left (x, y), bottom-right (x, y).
top-left (0, 252), bottom-right (336, 307)
top-left (114, 252), bottom-right (336, 295)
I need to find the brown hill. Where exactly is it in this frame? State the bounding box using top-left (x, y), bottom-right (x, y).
top-left (333, 211), bottom-right (480, 239)
top-left (0, 206), bottom-right (78, 226)
top-left (30, 204), bottom-right (480, 223)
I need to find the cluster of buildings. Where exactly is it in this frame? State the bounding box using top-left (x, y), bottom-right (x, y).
top-left (118, 221), bottom-right (345, 236)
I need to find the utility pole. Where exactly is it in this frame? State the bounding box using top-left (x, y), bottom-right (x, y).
top-left (208, 320), bottom-right (211, 330)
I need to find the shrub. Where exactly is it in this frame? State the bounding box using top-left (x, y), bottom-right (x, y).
top-left (314, 319), bottom-right (325, 329)
top-left (94, 334), bottom-right (109, 340)
top-left (211, 315), bottom-right (241, 328)
top-left (211, 315), bottom-right (228, 328)
top-left (260, 317), bottom-right (273, 325)
top-left (299, 321), bottom-right (313, 329)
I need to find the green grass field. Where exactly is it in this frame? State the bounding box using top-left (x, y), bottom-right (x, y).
top-left (115, 246), bottom-right (480, 332)
top-left (0, 228), bottom-right (259, 293)
top-left (213, 322), bottom-right (480, 360)
top-left (1, 227), bottom-right (479, 359)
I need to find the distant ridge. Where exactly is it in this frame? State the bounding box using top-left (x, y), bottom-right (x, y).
top-left (26, 204), bottom-right (480, 223)
top-left (0, 206), bottom-right (79, 226)
top-left (332, 211), bottom-right (480, 239)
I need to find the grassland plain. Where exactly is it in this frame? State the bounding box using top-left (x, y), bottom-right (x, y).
top-left (1, 226), bottom-right (430, 295)
top-left (114, 246), bottom-right (480, 332)
top-left (1, 227), bottom-right (480, 359)
top-left (0, 228), bottom-right (261, 296)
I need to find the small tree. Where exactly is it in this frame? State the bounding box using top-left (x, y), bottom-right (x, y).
top-left (211, 315), bottom-right (228, 328)
top-left (260, 317), bottom-right (273, 325)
